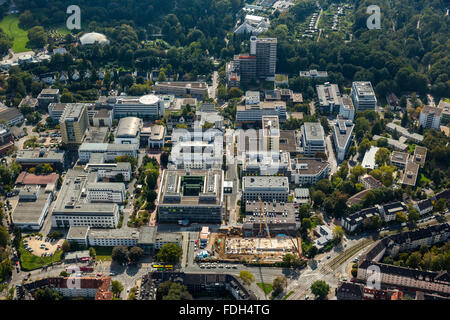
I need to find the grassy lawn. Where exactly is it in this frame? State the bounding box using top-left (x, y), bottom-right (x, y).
top-left (19, 242), bottom-right (63, 271)
top-left (0, 15), bottom-right (29, 53)
top-left (257, 282), bottom-right (273, 295)
top-left (92, 246), bottom-right (113, 261)
top-left (419, 173), bottom-right (431, 185)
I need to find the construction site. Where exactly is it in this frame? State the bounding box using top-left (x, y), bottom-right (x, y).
top-left (204, 232), bottom-right (302, 263)
top-left (200, 197), bottom-right (303, 264)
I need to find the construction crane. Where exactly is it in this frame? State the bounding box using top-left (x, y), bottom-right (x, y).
top-left (258, 197), bottom-right (271, 239)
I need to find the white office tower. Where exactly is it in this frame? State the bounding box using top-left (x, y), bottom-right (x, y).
top-left (351, 81), bottom-right (377, 111)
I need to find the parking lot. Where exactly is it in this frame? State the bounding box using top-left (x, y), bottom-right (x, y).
top-left (22, 235), bottom-right (64, 257)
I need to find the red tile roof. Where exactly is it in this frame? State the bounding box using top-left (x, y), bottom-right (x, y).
top-left (15, 172), bottom-right (59, 185)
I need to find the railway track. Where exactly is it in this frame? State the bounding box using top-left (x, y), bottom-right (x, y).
top-left (325, 239), bottom-right (373, 272)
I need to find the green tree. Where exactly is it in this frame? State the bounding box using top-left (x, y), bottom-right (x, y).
top-left (0, 226), bottom-right (9, 247)
top-left (272, 276), bottom-right (287, 296)
top-left (34, 287), bottom-right (62, 300)
top-left (333, 226), bottom-right (345, 243)
top-left (128, 246), bottom-right (144, 263)
top-left (111, 280), bottom-right (124, 298)
top-left (228, 87), bottom-right (243, 99)
top-left (61, 240), bottom-right (70, 253)
top-left (310, 280), bottom-right (330, 299)
top-left (239, 270), bottom-right (255, 285)
top-left (112, 246), bottom-right (129, 264)
top-left (434, 198), bottom-right (447, 213)
top-left (375, 148), bottom-right (390, 166)
top-left (406, 252), bottom-right (422, 269)
top-left (27, 26), bottom-right (48, 49)
top-left (396, 211), bottom-right (408, 223)
top-left (89, 247), bottom-right (96, 259)
top-left (157, 243), bottom-right (182, 264)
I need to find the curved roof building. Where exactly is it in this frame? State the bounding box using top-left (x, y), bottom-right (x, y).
top-left (79, 32), bottom-right (110, 46)
top-left (116, 117), bottom-right (142, 139)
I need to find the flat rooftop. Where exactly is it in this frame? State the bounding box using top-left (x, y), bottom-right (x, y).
top-left (242, 176), bottom-right (289, 191)
top-left (159, 169), bottom-right (223, 206)
top-left (402, 161), bottom-right (419, 186)
top-left (390, 151), bottom-right (409, 164)
top-left (361, 146), bottom-right (379, 170)
top-left (333, 120), bottom-right (354, 149)
top-left (16, 149), bottom-right (65, 162)
top-left (156, 81), bottom-right (207, 89)
top-left (303, 122), bottom-right (325, 142)
top-left (353, 81), bottom-right (375, 96)
top-left (67, 226), bottom-right (90, 240)
top-left (413, 146), bottom-right (427, 166)
top-left (12, 191), bottom-right (51, 225)
top-left (290, 158), bottom-right (329, 175)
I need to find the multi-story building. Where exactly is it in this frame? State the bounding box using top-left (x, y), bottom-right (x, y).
top-left (236, 101), bottom-right (287, 126)
top-left (251, 36), bottom-right (277, 80)
top-left (316, 82), bottom-right (341, 114)
top-left (147, 125), bottom-right (166, 149)
top-left (37, 88), bottom-right (60, 108)
top-left (339, 95), bottom-right (355, 121)
top-left (59, 103), bottom-right (89, 146)
top-left (84, 162), bottom-right (132, 182)
top-left (358, 174), bottom-right (383, 190)
top-left (78, 143), bottom-right (138, 163)
top-left (341, 207), bottom-right (380, 232)
top-left (86, 183), bottom-right (126, 203)
top-left (12, 185), bottom-right (53, 230)
top-left (243, 151), bottom-right (291, 177)
top-left (351, 81), bottom-right (377, 111)
top-left (0, 106), bottom-right (24, 127)
top-left (157, 169), bottom-right (224, 224)
top-left (233, 54), bottom-right (257, 84)
top-left (245, 91), bottom-right (260, 105)
top-left (23, 277), bottom-right (113, 300)
top-left (386, 122), bottom-right (423, 143)
top-left (419, 106), bottom-right (442, 129)
top-left (438, 100), bottom-right (450, 124)
top-left (299, 70), bottom-right (328, 78)
top-left (115, 117), bottom-right (142, 145)
top-left (390, 151), bottom-right (409, 168)
top-left (15, 149), bottom-right (66, 170)
top-left (242, 176), bottom-right (289, 202)
top-left (379, 201), bottom-right (407, 222)
top-left (88, 229), bottom-right (140, 247)
top-left (170, 129), bottom-right (223, 169)
top-left (299, 122), bottom-right (326, 157)
top-left (48, 103), bottom-right (67, 122)
top-left (261, 115), bottom-right (280, 152)
top-left (51, 170), bottom-right (122, 228)
top-left (332, 119), bottom-right (354, 162)
top-left (154, 82), bottom-right (208, 99)
top-left (0, 124), bottom-right (14, 155)
top-left (361, 146), bottom-right (379, 170)
top-left (108, 94), bottom-right (164, 119)
top-left (289, 157), bottom-right (330, 185)
top-left (226, 36), bottom-right (277, 85)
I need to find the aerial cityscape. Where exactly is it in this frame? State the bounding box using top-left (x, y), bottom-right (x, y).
top-left (0, 0), bottom-right (449, 308)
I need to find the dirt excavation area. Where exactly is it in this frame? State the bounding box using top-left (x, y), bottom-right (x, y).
top-left (207, 233), bottom-right (301, 263)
